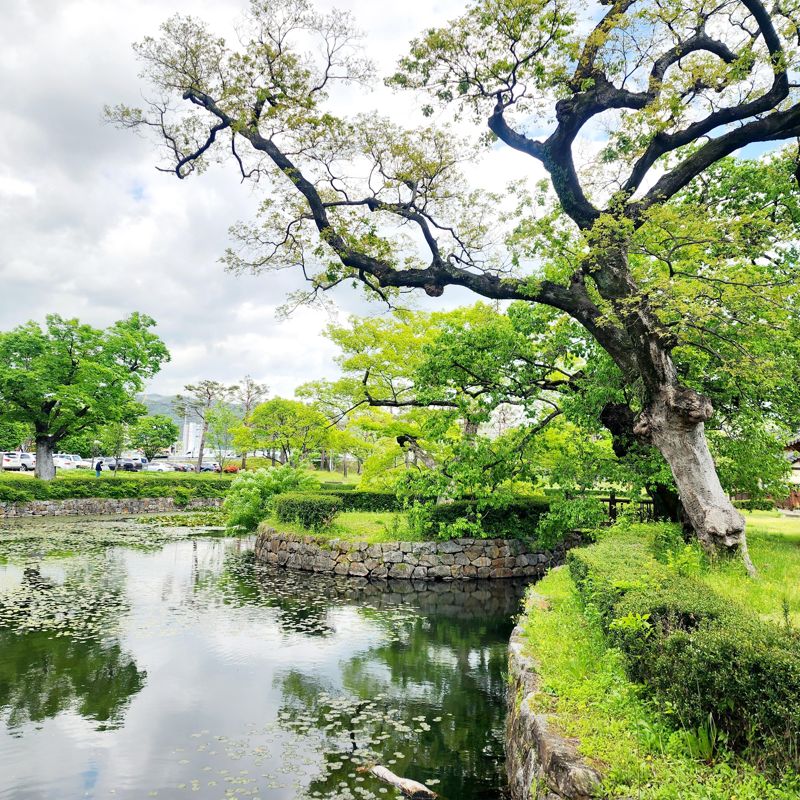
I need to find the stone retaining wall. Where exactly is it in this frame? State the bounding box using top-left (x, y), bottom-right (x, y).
top-left (0, 496), bottom-right (223, 518)
top-left (506, 609), bottom-right (601, 799)
top-left (254, 526), bottom-right (582, 581)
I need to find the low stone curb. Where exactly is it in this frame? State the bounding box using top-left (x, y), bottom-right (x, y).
top-left (506, 615), bottom-right (602, 799)
top-left (0, 496), bottom-right (223, 518)
top-left (254, 527), bottom-right (583, 581)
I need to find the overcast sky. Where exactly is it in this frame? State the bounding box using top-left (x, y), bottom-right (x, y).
top-left (1, 0), bottom-right (541, 398)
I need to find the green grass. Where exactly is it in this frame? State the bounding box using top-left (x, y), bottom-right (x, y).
top-left (263, 511), bottom-right (418, 544)
top-left (519, 567), bottom-right (800, 799)
top-left (700, 510), bottom-right (800, 625)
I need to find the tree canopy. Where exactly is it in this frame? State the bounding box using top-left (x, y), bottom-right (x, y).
top-left (110, 0), bottom-right (800, 559)
top-left (0, 313), bottom-right (169, 479)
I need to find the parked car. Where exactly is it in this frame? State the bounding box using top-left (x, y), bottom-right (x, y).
top-left (199, 462), bottom-right (221, 473)
top-left (115, 458), bottom-right (136, 472)
top-left (65, 454), bottom-right (91, 468)
top-left (53, 454), bottom-right (78, 470)
top-left (2, 452), bottom-right (36, 471)
top-left (172, 463), bottom-right (195, 472)
top-left (129, 456), bottom-right (148, 471)
top-left (146, 462), bottom-right (175, 472)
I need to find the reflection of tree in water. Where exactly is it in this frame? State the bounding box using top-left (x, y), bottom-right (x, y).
top-left (0, 628), bottom-right (146, 731)
top-left (0, 555), bottom-right (145, 732)
top-left (203, 552), bottom-right (526, 646)
top-left (273, 582), bottom-right (522, 800)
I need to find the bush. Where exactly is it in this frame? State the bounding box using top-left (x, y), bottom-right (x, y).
top-left (321, 481), bottom-right (355, 490)
top-left (733, 498), bottom-right (775, 511)
top-left (0, 473), bottom-right (232, 503)
top-left (568, 529), bottom-right (800, 768)
top-left (222, 466), bottom-right (318, 531)
top-left (274, 492), bottom-right (342, 531)
top-left (319, 489), bottom-right (402, 512)
top-left (426, 497), bottom-right (550, 540)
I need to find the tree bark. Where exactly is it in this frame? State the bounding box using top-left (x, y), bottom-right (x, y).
top-left (196, 421), bottom-right (208, 472)
top-left (634, 388), bottom-right (748, 559)
top-left (35, 437), bottom-right (56, 481)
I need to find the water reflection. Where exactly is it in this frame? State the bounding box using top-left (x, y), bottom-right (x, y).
top-left (0, 519), bottom-right (526, 800)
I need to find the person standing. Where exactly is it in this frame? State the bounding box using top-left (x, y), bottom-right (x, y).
top-left (95, 458), bottom-right (103, 478)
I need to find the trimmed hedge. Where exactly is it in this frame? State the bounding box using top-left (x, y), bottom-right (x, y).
top-left (427, 497), bottom-right (550, 540)
top-left (0, 474), bottom-right (232, 503)
top-left (321, 482), bottom-right (355, 490)
top-left (318, 489), bottom-right (402, 512)
top-left (568, 530), bottom-right (800, 768)
top-left (274, 492), bottom-right (342, 531)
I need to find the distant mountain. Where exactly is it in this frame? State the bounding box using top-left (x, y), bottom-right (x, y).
top-left (137, 394), bottom-right (182, 423)
top-left (136, 394), bottom-right (245, 424)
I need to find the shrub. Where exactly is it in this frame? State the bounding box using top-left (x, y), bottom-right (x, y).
top-left (733, 498), bottom-right (775, 511)
top-left (321, 481), bottom-right (355, 490)
top-left (319, 489), bottom-right (401, 512)
top-left (568, 529), bottom-right (800, 768)
top-left (274, 492), bottom-right (342, 531)
top-left (426, 497), bottom-right (550, 540)
top-left (173, 487), bottom-right (194, 507)
top-left (222, 464), bottom-right (240, 474)
top-left (223, 466), bottom-right (318, 531)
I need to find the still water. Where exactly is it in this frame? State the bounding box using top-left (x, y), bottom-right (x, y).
top-left (0, 517), bottom-right (526, 800)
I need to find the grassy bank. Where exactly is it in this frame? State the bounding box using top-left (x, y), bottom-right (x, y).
top-left (701, 510), bottom-right (800, 625)
top-left (519, 567), bottom-right (800, 799)
top-left (261, 511), bottom-right (417, 544)
top-left (515, 515), bottom-right (800, 798)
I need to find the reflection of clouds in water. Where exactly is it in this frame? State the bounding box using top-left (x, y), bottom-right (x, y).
top-left (0, 525), bottom-right (524, 799)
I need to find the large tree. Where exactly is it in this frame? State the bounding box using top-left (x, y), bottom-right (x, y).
top-left (0, 314), bottom-right (169, 479)
top-left (109, 0), bottom-right (800, 563)
top-left (245, 398), bottom-right (329, 466)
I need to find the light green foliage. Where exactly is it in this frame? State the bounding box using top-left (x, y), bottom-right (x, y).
top-left (244, 398), bottom-right (329, 466)
top-left (0, 313), bottom-right (169, 478)
top-left (205, 403), bottom-right (242, 467)
top-left (129, 415), bottom-right (180, 461)
top-left (223, 466), bottom-right (319, 530)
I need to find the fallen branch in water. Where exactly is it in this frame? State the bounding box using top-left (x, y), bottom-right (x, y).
top-left (358, 765), bottom-right (437, 799)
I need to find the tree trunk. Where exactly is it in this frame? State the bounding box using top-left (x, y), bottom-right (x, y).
top-left (590, 243), bottom-right (751, 567)
top-left (635, 388), bottom-right (747, 559)
top-left (35, 437), bottom-right (56, 481)
top-left (241, 451), bottom-right (248, 469)
top-left (196, 421), bottom-right (208, 472)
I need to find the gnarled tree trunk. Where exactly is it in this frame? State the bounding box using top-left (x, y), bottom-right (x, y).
top-left (635, 388), bottom-right (746, 556)
top-left (592, 245), bottom-right (752, 568)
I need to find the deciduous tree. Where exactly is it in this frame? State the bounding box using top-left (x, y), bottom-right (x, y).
top-left (0, 314), bottom-right (168, 480)
top-left (110, 0), bottom-right (800, 564)
top-left (129, 415), bottom-right (181, 461)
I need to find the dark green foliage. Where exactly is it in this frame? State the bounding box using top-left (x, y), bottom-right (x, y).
top-left (318, 489), bottom-right (402, 511)
top-left (426, 498), bottom-right (550, 540)
top-left (733, 499), bottom-right (776, 511)
top-left (274, 493), bottom-right (343, 531)
top-left (0, 474), bottom-right (232, 503)
top-left (321, 482), bottom-right (355, 490)
top-left (568, 530), bottom-right (800, 768)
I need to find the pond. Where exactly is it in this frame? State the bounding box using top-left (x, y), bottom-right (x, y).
top-left (0, 516), bottom-right (527, 800)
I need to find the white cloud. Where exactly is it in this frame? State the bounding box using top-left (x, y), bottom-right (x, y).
top-left (0, 0), bottom-right (562, 396)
